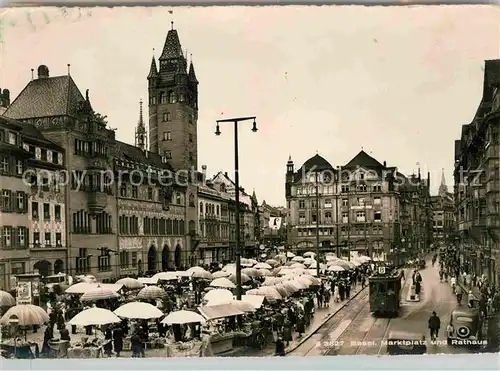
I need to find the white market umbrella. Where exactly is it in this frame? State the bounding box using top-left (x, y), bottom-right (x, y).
top-left (114, 302), bottom-right (163, 319)
top-left (66, 282), bottom-right (123, 294)
top-left (0, 290), bottom-right (16, 307)
top-left (212, 270), bottom-right (231, 278)
top-left (291, 256), bottom-right (305, 262)
top-left (69, 307), bottom-right (121, 327)
top-left (254, 262), bottom-right (272, 270)
top-left (258, 269), bottom-right (273, 277)
top-left (162, 310), bottom-right (206, 325)
top-left (241, 268), bottom-right (262, 277)
top-left (210, 277), bottom-right (236, 289)
top-left (286, 251), bottom-right (295, 258)
top-left (115, 277), bottom-right (144, 290)
top-left (0, 304), bottom-right (49, 326)
top-left (80, 286), bottom-right (120, 302)
top-left (153, 272), bottom-right (178, 281)
top-left (228, 273), bottom-right (252, 284)
top-left (137, 285), bottom-right (167, 300)
top-left (328, 265), bottom-right (345, 272)
top-left (203, 289), bottom-right (233, 303)
top-left (191, 270), bottom-right (213, 280)
top-left (265, 259), bottom-right (279, 267)
top-left (186, 266), bottom-right (205, 275)
top-left (291, 263), bottom-right (306, 269)
top-left (303, 251), bottom-right (316, 258)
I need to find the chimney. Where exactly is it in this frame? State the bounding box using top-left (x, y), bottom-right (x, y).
top-left (224, 172), bottom-right (228, 177)
top-left (427, 172), bottom-right (430, 188)
top-left (383, 161), bottom-right (386, 167)
top-left (37, 65), bottom-right (49, 79)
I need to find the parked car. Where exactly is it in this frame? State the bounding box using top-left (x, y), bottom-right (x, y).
top-left (447, 309), bottom-right (486, 349)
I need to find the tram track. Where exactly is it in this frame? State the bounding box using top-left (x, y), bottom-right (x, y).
top-left (287, 288), bottom-right (370, 356)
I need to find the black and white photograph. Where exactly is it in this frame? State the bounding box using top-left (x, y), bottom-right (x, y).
top-left (0, 4), bottom-right (499, 359)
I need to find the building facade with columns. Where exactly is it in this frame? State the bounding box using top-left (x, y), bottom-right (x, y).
top-left (285, 151), bottom-right (432, 262)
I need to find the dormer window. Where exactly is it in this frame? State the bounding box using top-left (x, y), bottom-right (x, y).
top-left (8, 132), bottom-right (16, 145)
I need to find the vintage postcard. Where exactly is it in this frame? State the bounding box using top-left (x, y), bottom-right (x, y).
top-left (0, 4), bottom-right (498, 360)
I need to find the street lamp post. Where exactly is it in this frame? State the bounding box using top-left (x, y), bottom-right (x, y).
top-left (215, 116), bottom-right (257, 300)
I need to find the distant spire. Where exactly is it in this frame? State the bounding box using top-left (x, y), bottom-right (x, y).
top-left (67, 64), bottom-right (71, 76)
top-left (171, 21), bottom-right (174, 30)
top-left (135, 99), bottom-right (147, 151)
top-left (31, 69), bottom-right (34, 80)
top-left (439, 168), bottom-right (448, 195)
top-left (147, 55), bottom-right (158, 79)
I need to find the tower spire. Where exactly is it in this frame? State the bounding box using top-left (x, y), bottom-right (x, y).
top-left (135, 99), bottom-right (147, 151)
top-left (439, 168), bottom-right (448, 195)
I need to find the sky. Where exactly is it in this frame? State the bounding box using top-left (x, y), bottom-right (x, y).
top-left (0, 5), bottom-right (499, 206)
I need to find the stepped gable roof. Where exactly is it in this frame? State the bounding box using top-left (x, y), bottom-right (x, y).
top-left (4, 75), bottom-right (85, 120)
top-left (114, 140), bottom-right (173, 171)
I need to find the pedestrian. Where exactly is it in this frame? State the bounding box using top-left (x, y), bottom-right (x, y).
top-left (113, 326), bottom-right (124, 357)
top-left (282, 319), bottom-right (293, 347)
top-left (103, 328), bottom-right (113, 357)
top-left (468, 291), bottom-right (475, 308)
top-left (296, 314), bottom-right (305, 338)
top-left (130, 331), bottom-right (142, 358)
top-left (428, 311), bottom-right (441, 341)
top-left (275, 336), bottom-right (285, 356)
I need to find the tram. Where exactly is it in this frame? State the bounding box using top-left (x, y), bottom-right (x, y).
top-left (368, 265), bottom-right (404, 317)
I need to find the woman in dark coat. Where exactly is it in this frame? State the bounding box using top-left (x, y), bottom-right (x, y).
top-left (296, 315), bottom-right (305, 337)
top-left (103, 329), bottom-right (113, 357)
top-left (113, 327), bottom-right (124, 357)
top-left (282, 319), bottom-right (293, 346)
top-left (275, 337), bottom-right (285, 356)
top-left (41, 326), bottom-right (53, 356)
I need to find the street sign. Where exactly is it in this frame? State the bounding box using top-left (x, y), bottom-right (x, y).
top-left (378, 266), bottom-right (386, 275)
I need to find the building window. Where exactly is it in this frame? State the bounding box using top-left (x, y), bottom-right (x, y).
top-left (342, 198), bottom-right (348, 207)
top-left (76, 248), bottom-right (88, 273)
top-left (98, 248), bottom-right (111, 271)
top-left (189, 133), bottom-right (193, 143)
top-left (373, 184), bottom-right (382, 192)
top-left (16, 160), bottom-right (23, 175)
top-left (52, 151), bottom-right (58, 164)
top-left (298, 200), bottom-right (305, 209)
top-left (299, 212), bottom-right (306, 224)
top-left (120, 183), bottom-right (127, 197)
top-left (357, 197), bottom-right (365, 206)
top-left (163, 132), bottom-right (172, 141)
top-left (3, 227), bottom-right (12, 247)
top-left (44, 232), bottom-right (51, 246)
top-left (43, 203), bottom-right (50, 219)
top-left (55, 205), bottom-right (61, 220)
top-left (33, 232), bottom-right (40, 246)
top-left (168, 91), bottom-right (177, 104)
top-left (342, 212), bottom-right (349, 223)
top-left (374, 197), bottom-right (381, 205)
top-left (11, 262), bottom-right (25, 275)
top-left (324, 199), bottom-right (332, 208)
top-left (374, 211), bottom-right (382, 221)
top-left (40, 149), bottom-right (47, 162)
top-left (17, 227), bottom-right (25, 247)
top-left (131, 186), bottom-right (138, 198)
top-left (189, 152), bottom-right (193, 161)
top-left (147, 187), bottom-right (153, 200)
top-left (56, 233), bottom-right (62, 246)
top-left (32, 202), bottom-right (39, 219)
top-left (120, 251), bottom-right (129, 268)
top-left (17, 192), bottom-right (24, 210)
top-left (2, 190), bottom-right (11, 211)
top-left (356, 211), bottom-right (365, 222)
top-left (341, 185), bottom-right (349, 193)
top-left (8, 132), bottom-right (16, 145)
top-left (325, 211), bottom-right (332, 222)
top-left (163, 112), bottom-right (171, 122)
top-left (1, 157), bottom-right (8, 173)
top-left (131, 252), bottom-right (138, 267)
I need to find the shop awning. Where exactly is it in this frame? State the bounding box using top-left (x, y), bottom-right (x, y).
top-left (230, 301), bottom-right (256, 313)
top-left (198, 304), bottom-right (244, 320)
top-left (238, 295), bottom-right (265, 309)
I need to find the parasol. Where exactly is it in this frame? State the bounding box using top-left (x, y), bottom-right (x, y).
top-left (137, 285), bottom-right (167, 300)
top-left (114, 302), bottom-right (164, 319)
top-left (212, 270), bottom-right (231, 278)
top-left (80, 286), bottom-right (120, 302)
top-left (162, 310), bottom-right (206, 325)
top-left (69, 307), bottom-right (121, 326)
top-left (0, 290), bottom-right (16, 307)
top-left (115, 277), bottom-right (144, 290)
top-left (0, 304), bottom-right (49, 326)
top-left (209, 277), bottom-right (236, 289)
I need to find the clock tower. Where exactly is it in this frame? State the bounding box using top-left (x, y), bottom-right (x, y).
top-left (147, 23), bottom-right (198, 172)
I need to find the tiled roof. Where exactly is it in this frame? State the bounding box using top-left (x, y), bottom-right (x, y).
top-left (4, 75), bottom-right (86, 120)
top-left (343, 150), bottom-right (384, 169)
top-left (159, 30), bottom-right (183, 60)
top-left (299, 154), bottom-right (335, 173)
top-left (114, 140), bottom-right (173, 171)
top-left (0, 115), bottom-right (63, 150)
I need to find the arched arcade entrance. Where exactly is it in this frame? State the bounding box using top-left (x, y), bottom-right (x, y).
top-left (162, 246), bottom-right (169, 271)
top-left (174, 245), bottom-right (181, 269)
top-left (34, 260), bottom-right (52, 277)
top-left (147, 246), bottom-right (157, 273)
top-left (54, 259), bottom-right (64, 274)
